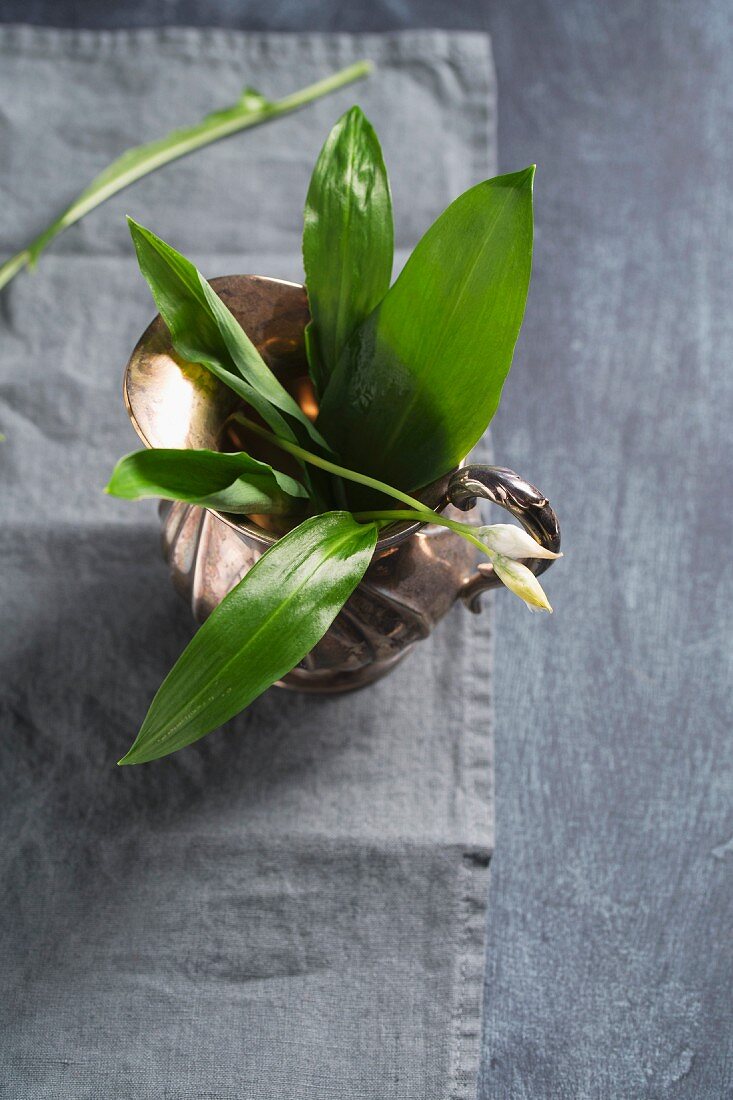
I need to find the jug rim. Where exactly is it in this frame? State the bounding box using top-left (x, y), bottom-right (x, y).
top-left (123, 273), bottom-right (459, 553)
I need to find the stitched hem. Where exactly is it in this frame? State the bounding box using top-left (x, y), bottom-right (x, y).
top-left (0, 24), bottom-right (493, 68)
top-left (446, 425), bottom-right (496, 1100)
top-left (443, 31), bottom-right (496, 1098)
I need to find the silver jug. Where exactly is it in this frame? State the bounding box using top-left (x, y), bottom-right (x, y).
top-left (123, 275), bottom-right (560, 692)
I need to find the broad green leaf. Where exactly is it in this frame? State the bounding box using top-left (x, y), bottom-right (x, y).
top-left (106, 448), bottom-right (308, 515)
top-left (127, 219), bottom-right (330, 452)
top-left (317, 168), bottom-right (535, 496)
top-left (119, 512), bottom-right (378, 764)
top-left (303, 105), bottom-right (393, 395)
top-left (0, 61), bottom-right (374, 293)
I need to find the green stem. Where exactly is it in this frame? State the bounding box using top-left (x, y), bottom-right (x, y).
top-left (234, 414), bottom-right (492, 557)
top-left (234, 414), bottom-right (436, 516)
top-left (0, 250), bottom-right (30, 291)
top-left (0, 60), bottom-right (373, 293)
top-left (270, 61), bottom-right (372, 113)
top-left (353, 509), bottom-right (493, 557)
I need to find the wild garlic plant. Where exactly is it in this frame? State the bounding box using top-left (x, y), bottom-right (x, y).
top-left (107, 106), bottom-right (560, 764)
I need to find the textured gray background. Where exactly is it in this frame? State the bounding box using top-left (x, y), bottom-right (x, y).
top-left (1, 1), bottom-right (731, 1097)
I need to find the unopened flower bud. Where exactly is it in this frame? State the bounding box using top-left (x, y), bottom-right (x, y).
top-left (478, 523), bottom-right (561, 561)
top-left (491, 553), bottom-right (553, 613)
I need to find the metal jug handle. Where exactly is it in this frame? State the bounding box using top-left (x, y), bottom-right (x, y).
top-left (444, 465), bottom-right (561, 614)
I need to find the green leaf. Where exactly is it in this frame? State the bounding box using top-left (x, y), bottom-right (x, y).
top-left (119, 512), bottom-right (378, 764)
top-left (127, 219), bottom-right (330, 453)
top-left (303, 106), bottom-right (393, 396)
top-left (106, 447), bottom-right (308, 515)
top-left (317, 168), bottom-right (535, 496)
top-left (0, 61), bottom-right (374, 293)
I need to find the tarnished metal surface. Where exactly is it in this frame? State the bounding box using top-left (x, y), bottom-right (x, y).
top-left (449, 465), bottom-right (562, 613)
top-left (125, 274), bottom-right (560, 691)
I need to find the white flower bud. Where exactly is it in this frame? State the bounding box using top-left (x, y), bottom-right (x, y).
top-left (478, 523), bottom-right (561, 561)
top-left (491, 554), bottom-right (553, 613)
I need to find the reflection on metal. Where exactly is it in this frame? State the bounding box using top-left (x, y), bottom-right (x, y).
top-left (124, 274), bottom-right (560, 692)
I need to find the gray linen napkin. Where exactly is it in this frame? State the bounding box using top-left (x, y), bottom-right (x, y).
top-left (0, 26), bottom-right (496, 1099)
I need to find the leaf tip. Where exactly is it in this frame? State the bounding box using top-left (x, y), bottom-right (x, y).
top-left (333, 103), bottom-right (369, 135)
top-left (104, 466), bottom-right (122, 497)
top-left (126, 216), bottom-right (144, 249)
top-left (126, 215), bottom-right (152, 246)
top-left (118, 739), bottom-right (146, 765)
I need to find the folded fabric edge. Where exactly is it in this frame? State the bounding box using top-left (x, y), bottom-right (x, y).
top-left (0, 24), bottom-right (493, 68)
